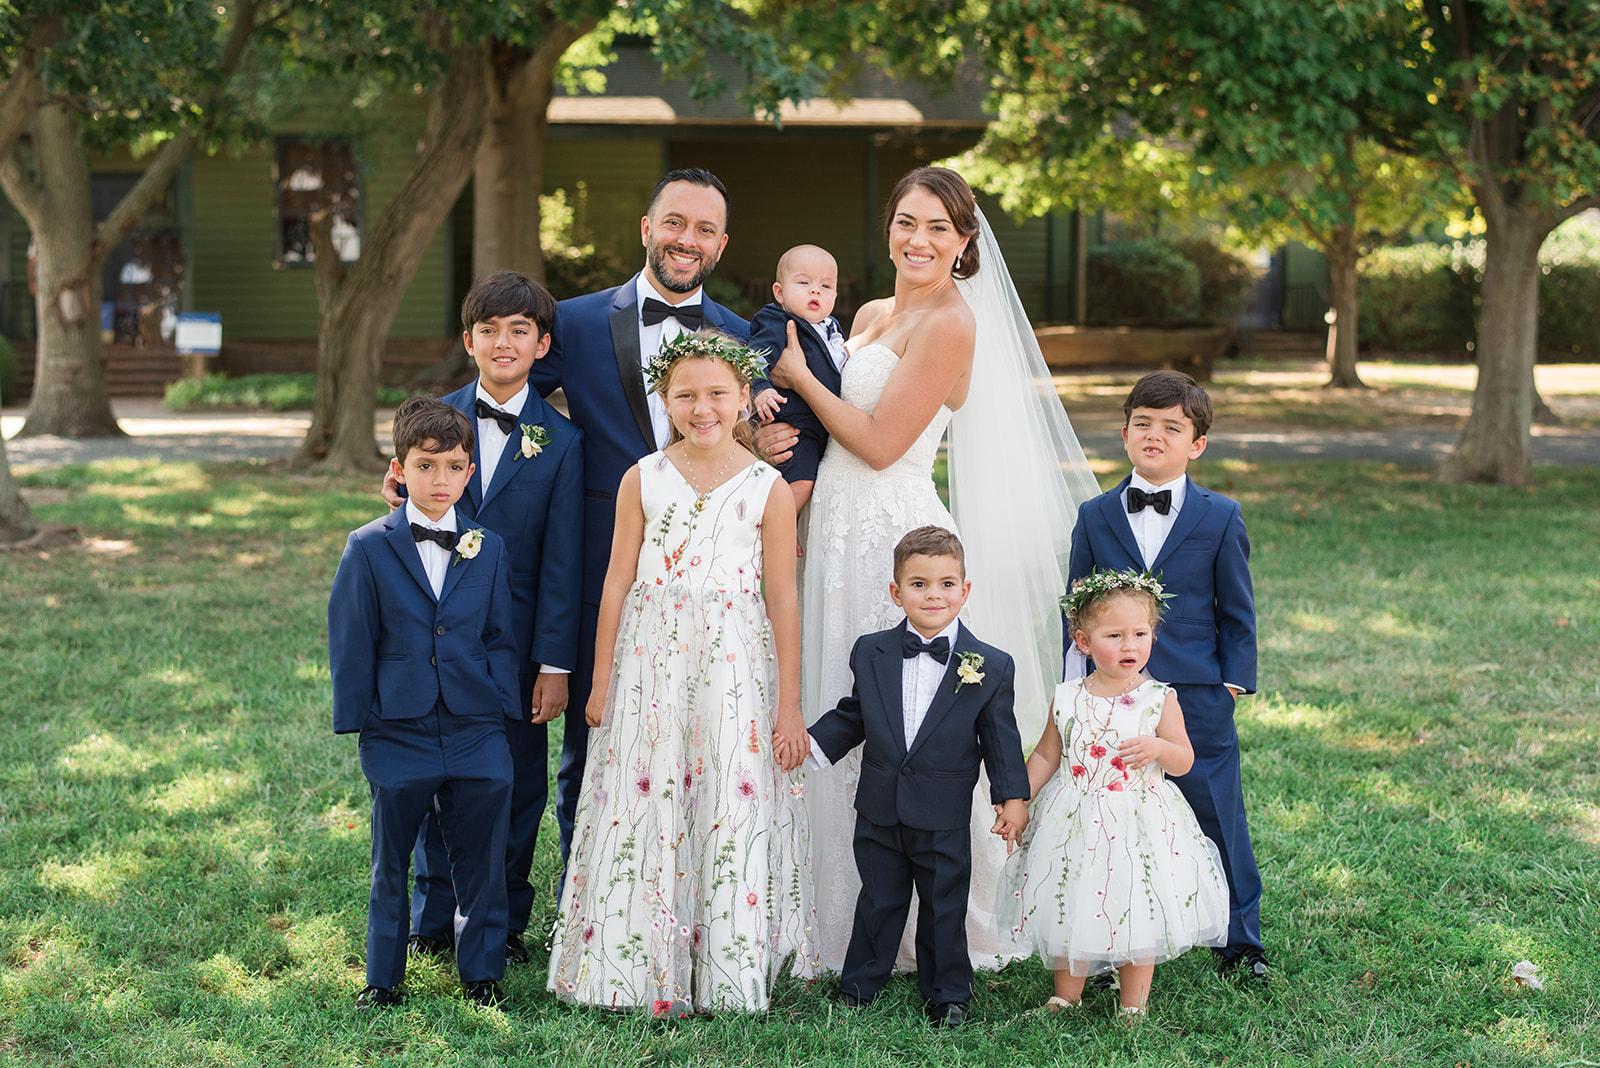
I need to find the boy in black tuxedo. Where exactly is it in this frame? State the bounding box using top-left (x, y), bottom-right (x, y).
top-left (805, 526), bottom-right (1031, 1028)
top-left (329, 397), bottom-right (520, 1009)
top-left (750, 244), bottom-right (849, 511)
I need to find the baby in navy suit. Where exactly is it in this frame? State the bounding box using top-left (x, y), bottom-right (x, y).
top-left (329, 397), bottom-right (520, 1010)
top-left (750, 244), bottom-right (850, 511)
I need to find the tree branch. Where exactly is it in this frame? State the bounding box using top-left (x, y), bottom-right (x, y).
top-left (0, 146), bottom-right (46, 224)
top-left (0, 16), bottom-right (61, 160)
top-left (95, 134), bottom-right (194, 250)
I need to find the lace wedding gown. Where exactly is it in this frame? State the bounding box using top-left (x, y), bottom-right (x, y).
top-left (801, 342), bottom-right (1024, 973)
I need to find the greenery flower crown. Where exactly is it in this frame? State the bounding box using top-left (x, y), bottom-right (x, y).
top-left (646, 331), bottom-right (768, 393)
top-left (1059, 568), bottom-right (1172, 623)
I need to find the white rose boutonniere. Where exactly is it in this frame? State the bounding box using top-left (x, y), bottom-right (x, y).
top-left (956, 651), bottom-right (985, 691)
top-left (517, 423), bottom-right (553, 460)
top-left (453, 527), bottom-right (485, 566)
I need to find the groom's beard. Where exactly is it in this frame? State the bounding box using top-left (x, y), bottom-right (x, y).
top-left (647, 240), bottom-right (719, 295)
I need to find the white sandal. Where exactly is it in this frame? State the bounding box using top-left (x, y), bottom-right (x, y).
top-left (1118, 1005), bottom-right (1145, 1023)
top-left (1042, 996), bottom-right (1081, 1013)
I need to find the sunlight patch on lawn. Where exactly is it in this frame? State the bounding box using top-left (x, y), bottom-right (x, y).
top-left (1361, 610), bottom-right (1439, 641)
top-left (147, 769), bottom-right (254, 816)
top-left (40, 851), bottom-right (149, 900)
top-left (316, 800), bottom-right (367, 840)
top-left (1251, 698), bottom-right (1339, 730)
top-left (1284, 610), bottom-right (1341, 635)
top-left (1487, 1014), bottom-right (1555, 1055)
top-left (59, 733), bottom-right (153, 777)
top-left (294, 661), bottom-right (330, 682)
top-left (1350, 771), bottom-right (1426, 811)
top-left (195, 954), bottom-right (269, 1003)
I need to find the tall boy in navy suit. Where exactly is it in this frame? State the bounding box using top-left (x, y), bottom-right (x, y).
top-left (1064, 370), bottom-right (1267, 983)
top-left (806, 526), bottom-right (1031, 1029)
top-left (405, 271), bottom-right (584, 967)
top-left (749, 244), bottom-right (849, 511)
top-left (330, 397), bottom-right (520, 1008)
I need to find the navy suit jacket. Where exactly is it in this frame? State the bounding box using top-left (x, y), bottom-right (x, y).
top-left (328, 511), bottom-right (520, 735)
top-left (1067, 475), bottom-right (1256, 692)
top-left (748, 303), bottom-right (843, 435)
top-left (439, 382), bottom-right (584, 674)
top-left (530, 273), bottom-right (750, 605)
top-left (810, 622), bottom-right (1031, 832)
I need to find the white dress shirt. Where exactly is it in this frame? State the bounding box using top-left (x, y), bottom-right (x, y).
top-left (1122, 472), bottom-right (1188, 568)
top-left (807, 618), bottom-right (963, 768)
top-left (473, 382), bottom-right (527, 495)
top-left (636, 273), bottom-right (704, 449)
top-left (810, 316), bottom-right (849, 373)
top-left (404, 500), bottom-right (457, 599)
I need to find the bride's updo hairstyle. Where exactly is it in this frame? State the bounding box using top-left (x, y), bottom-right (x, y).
top-left (885, 166), bottom-right (981, 280)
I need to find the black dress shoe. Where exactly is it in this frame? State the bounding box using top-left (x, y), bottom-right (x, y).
top-left (1220, 948), bottom-right (1272, 987)
top-left (407, 934), bottom-right (450, 958)
top-left (463, 980), bottom-right (505, 1008)
top-left (838, 991), bottom-right (869, 1009)
top-left (355, 984), bottom-right (404, 1008)
top-left (927, 1001), bottom-right (967, 1028)
top-left (504, 930), bottom-right (530, 965)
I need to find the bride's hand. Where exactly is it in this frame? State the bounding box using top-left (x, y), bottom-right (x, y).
top-left (768, 321), bottom-right (807, 390)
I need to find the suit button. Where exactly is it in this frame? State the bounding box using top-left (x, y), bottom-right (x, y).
top-left (901, 766), bottom-right (911, 775)
top-left (435, 625), bottom-right (446, 636)
top-left (430, 656), bottom-right (437, 666)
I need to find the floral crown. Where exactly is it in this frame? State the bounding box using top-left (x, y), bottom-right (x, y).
top-left (1059, 568), bottom-right (1172, 623)
top-left (646, 331), bottom-right (768, 393)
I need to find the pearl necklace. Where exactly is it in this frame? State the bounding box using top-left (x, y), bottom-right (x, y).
top-left (676, 445), bottom-right (740, 510)
top-left (1086, 671), bottom-right (1142, 700)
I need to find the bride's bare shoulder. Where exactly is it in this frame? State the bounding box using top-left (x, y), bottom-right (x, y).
top-left (911, 295), bottom-right (975, 349)
top-left (849, 297), bottom-right (892, 336)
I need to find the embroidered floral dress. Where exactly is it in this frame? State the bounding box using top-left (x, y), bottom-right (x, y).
top-left (548, 453), bottom-right (818, 1013)
top-left (1001, 678), bottom-right (1229, 976)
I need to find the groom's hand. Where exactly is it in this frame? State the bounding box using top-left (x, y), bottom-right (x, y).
top-left (753, 420), bottom-right (798, 466)
top-left (380, 464), bottom-right (405, 510)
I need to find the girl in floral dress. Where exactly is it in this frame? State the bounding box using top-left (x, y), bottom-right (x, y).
top-left (1002, 570), bottom-right (1228, 1017)
top-left (547, 332), bottom-right (818, 1014)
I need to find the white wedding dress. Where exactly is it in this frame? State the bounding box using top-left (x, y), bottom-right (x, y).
top-left (800, 342), bottom-right (1023, 972)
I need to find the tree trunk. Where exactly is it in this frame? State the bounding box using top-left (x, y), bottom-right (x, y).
top-left (0, 433), bottom-right (39, 543)
top-left (1439, 203), bottom-right (1547, 485)
top-left (1323, 227), bottom-right (1366, 389)
top-left (292, 30), bottom-right (487, 474)
top-left (472, 21), bottom-right (594, 284)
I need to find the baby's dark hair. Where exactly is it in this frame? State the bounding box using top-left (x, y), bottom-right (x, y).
top-left (393, 396), bottom-right (474, 461)
top-left (1123, 370), bottom-right (1213, 439)
top-left (1062, 569), bottom-right (1168, 636)
top-left (460, 270), bottom-right (557, 339)
top-left (893, 525), bottom-right (966, 581)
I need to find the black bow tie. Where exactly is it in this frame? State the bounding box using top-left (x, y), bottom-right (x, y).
top-left (902, 632), bottom-right (951, 664)
top-left (641, 297), bottom-right (704, 329)
top-left (474, 399), bottom-right (518, 435)
top-left (1127, 487), bottom-right (1172, 516)
top-left (411, 523), bottom-right (457, 550)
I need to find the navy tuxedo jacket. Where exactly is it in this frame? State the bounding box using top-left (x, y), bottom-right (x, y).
top-left (810, 622), bottom-right (1031, 832)
top-left (328, 511), bottom-right (520, 735)
top-left (439, 382), bottom-right (584, 673)
top-left (748, 303), bottom-right (843, 434)
top-left (530, 274), bottom-right (749, 605)
top-left (1067, 475), bottom-right (1257, 692)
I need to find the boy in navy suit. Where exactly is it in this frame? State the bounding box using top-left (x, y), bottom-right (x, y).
top-left (406, 271), bottom-right (584, 967)
top-left (330, 397), bottom-right (520, 1009)
top-left (750, 244), bottom-right (849, 511)
top-left (806, 526), bottom-right (1031, 1028)
top-left (1064, 370), bottom-right (1267, 983)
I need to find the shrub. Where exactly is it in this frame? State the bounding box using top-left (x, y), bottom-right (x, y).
top-left (164, 373), bottom-right (410, 412)
top-left (1170, 238), bottom-right (1255, 324)
top-left (0, 335), bottom-right (15, 405)
top-left (1086, 240), bottom-right (1201, 327)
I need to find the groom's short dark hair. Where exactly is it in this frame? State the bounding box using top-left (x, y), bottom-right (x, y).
top-left (893, 526), bottom-right (966, 580)
top-left (648, 168), bottom-right (730, 226)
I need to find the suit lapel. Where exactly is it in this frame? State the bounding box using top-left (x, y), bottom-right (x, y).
top-left (438, 537), bottom-right (469, 604)
top-left (1102, 477), bottom-right (1143, 565)
top-left (1151, 475), bottom-right (1211, 572)
top-left (872, 625), bottom-right (909, 754)
top-left (906, 624), bottom-right (969, 758)
top-left (610, 282), bottom-right (655, 449)
top-left (385, 512), bottom-right (437, 602)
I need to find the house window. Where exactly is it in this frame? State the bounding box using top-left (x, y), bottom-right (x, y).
top-left (274, 139), bottom-right (361, 266)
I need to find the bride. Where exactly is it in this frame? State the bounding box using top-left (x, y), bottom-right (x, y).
top-left (765, 166), bottom-right (1099, 972)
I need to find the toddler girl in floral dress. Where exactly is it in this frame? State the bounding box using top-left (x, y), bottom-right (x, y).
top-left (1002, 569), bottom-right (1228, 1017)
top-left (547, 331), bottom-right (817, 1014)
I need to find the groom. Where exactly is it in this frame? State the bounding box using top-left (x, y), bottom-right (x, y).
top-left (530, 168), bottom-right (751, 862)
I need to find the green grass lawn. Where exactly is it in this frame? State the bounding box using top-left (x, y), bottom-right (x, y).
top-left (2, 458), bottom-right (1597, 1066)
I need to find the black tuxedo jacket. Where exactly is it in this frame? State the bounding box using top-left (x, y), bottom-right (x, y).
top-left (810, 621), bottom-right (1030, 832)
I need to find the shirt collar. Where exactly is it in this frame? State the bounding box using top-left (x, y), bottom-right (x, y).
top-left (474, 381), bottom-right (528, 418)
top-left (905, 617), bottom-right (962, 647)
top-left (404, 499), bottom-right (457, 533)
top-left (635, 272), bottom-right (703, 318)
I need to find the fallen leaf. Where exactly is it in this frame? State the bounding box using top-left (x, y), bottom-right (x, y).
top-left (1511, 960), bottom-right (1542, 991)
